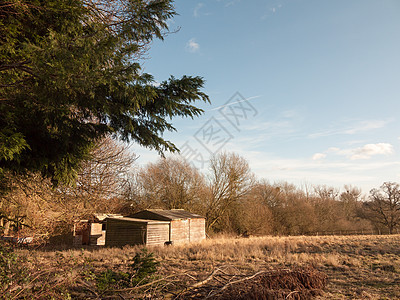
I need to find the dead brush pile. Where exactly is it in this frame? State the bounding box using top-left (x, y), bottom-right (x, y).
top-left (178, 266), bottom-right (327, 300)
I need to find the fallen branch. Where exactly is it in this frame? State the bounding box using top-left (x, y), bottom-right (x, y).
top-left (286, 290), bottom-right (300, 299)
top-left (205, 270), bottom-right (267, 299)
top-left (110, 273), bottom-right (186, 293)
top-left (191, 268), bottom-right (221, 288)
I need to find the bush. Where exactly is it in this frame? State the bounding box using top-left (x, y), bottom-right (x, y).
top-left (96, 248), bottom-right (159, 291)
top-left (0, 241), bottom-right (30, 298)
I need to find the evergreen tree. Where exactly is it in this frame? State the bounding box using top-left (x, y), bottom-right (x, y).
top-left (0, 0), bottom-right (209, 184)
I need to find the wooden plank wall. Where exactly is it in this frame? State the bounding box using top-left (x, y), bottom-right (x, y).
top-left (170, 218), bottom-right (206, 244)
top-left (90, 223), bottom-right (105, 245)
top-left (189, 218), bottom-right (206, 242)
top-left (105, 219), bottom-right (147, 247)
top-left (171, 219), bottom-right (189, 244)
top-left (146, 223), bottom-right (170, 246)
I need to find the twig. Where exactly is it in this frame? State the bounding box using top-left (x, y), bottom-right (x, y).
top-left (205, 270), bottom-right (267, 299)
top-left (191, 268), bottom-right (221, 288)
top-left (184, 273), bottom-right (197, 281)
top-left (111, 273), bottom-right (181, 292)
top-left (11, 269), bottom-right (54, 300)
top-left (286, 290), bottom-right (299, 299)
top-left (171, 267), bottom-right (232, 299)
top-left (77, 279), bottom-right (100, 298)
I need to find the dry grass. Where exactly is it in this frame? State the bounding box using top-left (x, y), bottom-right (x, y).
top-left (12, 234), bottom-right (400, 299)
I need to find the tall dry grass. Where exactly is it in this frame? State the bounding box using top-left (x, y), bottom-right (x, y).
top-left (13, 234), bottom-right (400, 299)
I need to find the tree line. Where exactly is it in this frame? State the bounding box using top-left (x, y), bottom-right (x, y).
top-left (1, 0), bottom-right (399, 240)
top-left (1, 137), bottom-right (399, 241)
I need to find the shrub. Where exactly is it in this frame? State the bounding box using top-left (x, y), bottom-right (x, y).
top-left (0, 241), bottom-right (30, 298)
top-left (96, 248), bottom-right (159, 291)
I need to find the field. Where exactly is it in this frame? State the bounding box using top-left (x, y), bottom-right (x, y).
top-left (5, 234), bottom-right (400, 299)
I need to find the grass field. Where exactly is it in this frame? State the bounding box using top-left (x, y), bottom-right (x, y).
top-left (7, 234), bottom-right (400, 299)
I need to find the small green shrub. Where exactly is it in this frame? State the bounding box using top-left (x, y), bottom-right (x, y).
top-left (96, 248), bottom-right (159, 291)
top-left (97, 269), bottom-right (128, 291)
top-left (0, 241), bottom-right (30, 297)
top-left (128, 248), bottom-right (159, 285)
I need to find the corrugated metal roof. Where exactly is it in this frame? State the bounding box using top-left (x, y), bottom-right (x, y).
top-left (106, 217), bottom-right (169, 224)
top-left (139, 209), bottom-right (204, 220)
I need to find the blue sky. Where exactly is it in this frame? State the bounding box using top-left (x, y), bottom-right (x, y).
top-left (134, 0), bottom-right (400, 194)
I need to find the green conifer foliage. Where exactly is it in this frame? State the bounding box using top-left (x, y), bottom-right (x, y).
top-left (0, 0), bottom-right (209, 184)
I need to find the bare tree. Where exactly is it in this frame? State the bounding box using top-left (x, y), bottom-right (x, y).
top-left (339, 185), bottom-right (362, 219)
top-left (133, 156), bottom-right (208, 212)
top-left (364, 182), bottom-right (400, 234)
top-left (0, 137), bottom-right (137, 239)
top-left (56, 137), bottom-right (137, 215)
top-left (266, 182), bottom-right (317, 235)
top-left (310, 185), bottom-right (341, 231)
top-left (0, 172), bottom-right (55, 237)
top-left (237, 182), bottom-right (274, 235)
top-left (206, 152), bottom-right (255, 232)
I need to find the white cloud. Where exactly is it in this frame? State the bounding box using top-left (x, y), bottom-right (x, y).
top-left (281, 110), bottom-right (298, 118)
top-left (193, 3), bottom-right (204, 17)
top-left (151, 80), bottom-right (161, 87)
top-left (222, 0), bottom-right (241, 8)
top-left (209, 95), bottom-right (261, 111)
top-left (186, 38), bottom-right (200, 53)
top-left (350, 143), bottom-right (394, 160)
top-left (312, 153), bottom-right (326, 160)
top-left (309, 119), bottom-right (392, 138)
top-left (344, 120), bottom-right (390, 134)
top-left (330, 143), bottom-right (394, 160)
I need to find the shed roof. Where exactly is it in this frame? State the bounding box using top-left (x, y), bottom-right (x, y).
top-left (75, 213), bottom-right (124, 223)
top-left (94, 213), bottom-right (124, 221)
top-left (132, 209), bottom-right (204, 221)
top-left (106, 217), bottom-right (169, 224)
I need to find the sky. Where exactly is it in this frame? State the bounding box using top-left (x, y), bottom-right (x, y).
top-left (133, 0), bottom-right (400, 194)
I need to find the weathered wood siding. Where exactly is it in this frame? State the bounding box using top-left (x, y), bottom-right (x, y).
top-left (73, 235), bottom-right (82, 246)
top-left (146, 223), bottom-right (170, 246)
top-left (189, 218), bottom-right (206, 242)
top-left (105, 219), bottom-right (146, 247)
top-left (90, 223), bottom-right (105, 246)
top-left (130, 210), bottom-right (206, 244)
top-left (170, 219), bottom-right (205, 243)
top-left (170, 219), bottom-right (189, 244)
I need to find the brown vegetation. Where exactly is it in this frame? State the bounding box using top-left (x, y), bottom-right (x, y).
top-left (3, 234), bottom-right (400, 299)
top-left (1, 141), bottom-right (399, 242)
top-left (1, 142), bottom-right (400, 299)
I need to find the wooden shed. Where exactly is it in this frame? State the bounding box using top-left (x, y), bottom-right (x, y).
top-left (105, 217), bottom-right (170, 247)
top-left (73, 213), bottom-right (123, 246)
top-left (131, 209), bottom-right (206, 244)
